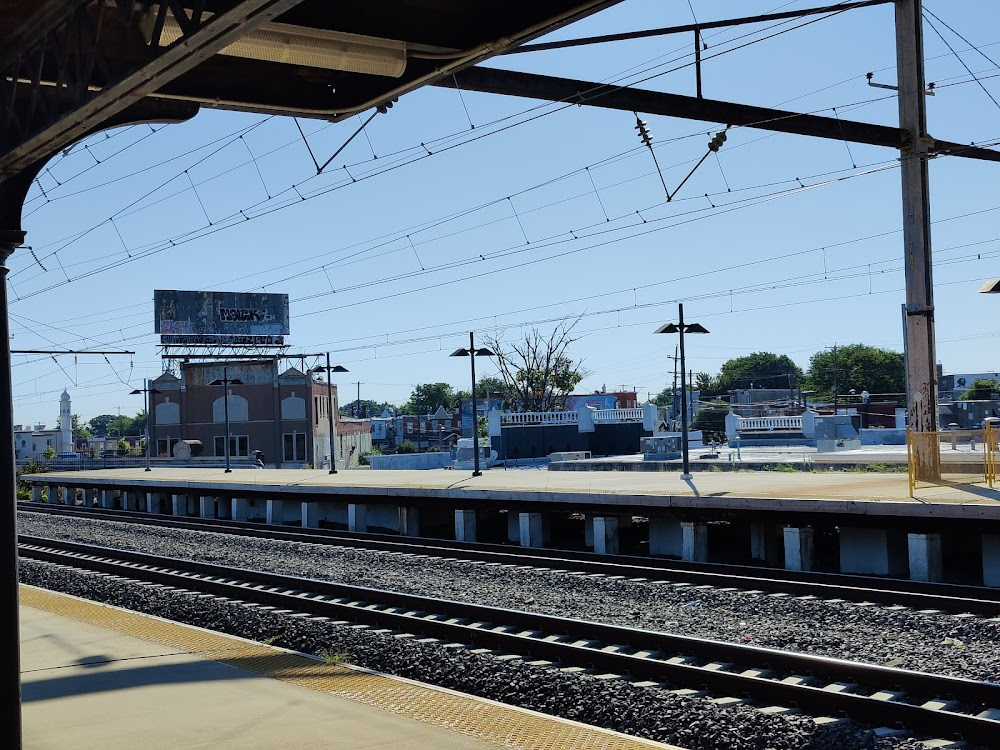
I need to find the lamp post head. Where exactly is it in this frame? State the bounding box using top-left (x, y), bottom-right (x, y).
top-left (449, 347), bottom-right (496, 358)
top-left (209, 378), bottom-right (244, 386)
top-left (979, 279), bottom-right (1000, 294)
top-left (653, 322), bottom-right (710, 335)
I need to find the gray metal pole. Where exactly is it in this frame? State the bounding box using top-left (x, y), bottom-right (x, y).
top-left (896, 0), bottom-right (940, 481)
top-left (0, 233), bottom-right (24, 749)
top-left (470, 331), bottom-right (481, 477)
top-left (144, 379), bottom-right (151, 471)
top-left (326, 353), bottom-right (337, 474)
top-left (223, 366), bottom-right (232, 473)
top-left (679, 303), bottom-right (691, 479)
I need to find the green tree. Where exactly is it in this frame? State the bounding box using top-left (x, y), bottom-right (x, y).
top-left (714, 352), bottom-right (804, 395)
top-left (341, 399), bottom-right (396, 418)
top-left (692, 399), bottom-right (730, 444)
top-left (455, 376), bottom-right (510, 408)
top-left (401, 383), bottom-right (456, 415)
top-left (72, 414), bottom-right (93, 440)
top-left (42, 445), bottom-right (56, 459)
top-left (485, 319), bottom-right (586, 412)
top-left (959, 378), bottom-right (1000, 401)
top-left (806, 344), bottom-right (905, 402)
top-left (116, 437), bottom-right (130, 456)
top-left (86, 414), bottom-right (117, 437)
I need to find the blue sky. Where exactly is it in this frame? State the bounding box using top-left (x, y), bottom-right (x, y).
top-left (9, 0), bottom-right (1000, 426)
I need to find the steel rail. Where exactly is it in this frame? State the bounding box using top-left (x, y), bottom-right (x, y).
top-left (19, 502), bottom-right (1000, 615)
top-left (19, 535), bottom-right (1000, 745)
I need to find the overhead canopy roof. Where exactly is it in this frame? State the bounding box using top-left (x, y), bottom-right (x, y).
top-left (0, 0), bottom-right (621, 178)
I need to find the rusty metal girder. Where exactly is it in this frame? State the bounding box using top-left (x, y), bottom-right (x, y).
top-left (0, 0), bottom-right (306, 182)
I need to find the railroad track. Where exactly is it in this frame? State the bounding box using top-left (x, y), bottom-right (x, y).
top-left (20, 502), bottom-right (1000, 616)
top-left (20, 534), bottom-right (1000, 747)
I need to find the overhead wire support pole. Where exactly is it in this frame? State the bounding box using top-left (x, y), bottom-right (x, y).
top-left (896, 0), bottom-right (940, 482)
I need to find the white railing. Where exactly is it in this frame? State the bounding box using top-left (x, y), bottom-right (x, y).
top-left (499, 411), bottom-right (579, 426)
top-left (737, 415), bottom-right (803, 432)
top-left (593, 408), bottom-right (645, 423)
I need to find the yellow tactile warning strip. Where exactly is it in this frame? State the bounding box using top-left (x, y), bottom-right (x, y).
top-left (21, 586), bottom-right (681, 750)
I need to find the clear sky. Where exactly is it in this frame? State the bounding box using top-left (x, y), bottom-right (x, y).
top-left (8, 0), bottom-right (1000, 427)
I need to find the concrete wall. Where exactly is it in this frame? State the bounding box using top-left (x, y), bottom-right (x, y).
top-left (498, 422), bottom-right (650, 460)
top-left (860, 428), bottom-right (907, 446)
top-left (368, 452), bottom-right (452, 470)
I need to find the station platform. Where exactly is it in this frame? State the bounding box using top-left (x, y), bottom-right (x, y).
top-left (20, 586), bottom-right (674, 750)
top-left (24, 465), bottom-right (1000, 519)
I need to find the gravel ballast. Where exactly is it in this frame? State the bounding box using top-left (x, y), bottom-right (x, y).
top-left (22, 558), bottom-right (944, 750)
top-left (19, 513), bottom-right (1000, 684)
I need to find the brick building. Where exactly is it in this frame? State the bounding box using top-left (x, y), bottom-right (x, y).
top-left (148, 360), bottom-right (368, 469)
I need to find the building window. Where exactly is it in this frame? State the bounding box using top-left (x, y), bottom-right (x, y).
top-left (157, 438), bottom-right (179, 457)
top-left (214, 435), bottom-right (249, 457)
top-left (283, 432), bottom-right (306, 462)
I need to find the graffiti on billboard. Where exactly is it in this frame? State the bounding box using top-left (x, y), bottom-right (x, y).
top-left (155, 290), bottom-right (290, 345)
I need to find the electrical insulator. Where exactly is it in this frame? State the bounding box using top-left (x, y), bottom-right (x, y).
top-left (635, 115), bottom-right (653, 148)
top-left (708, 129), bottom-right (728, 152)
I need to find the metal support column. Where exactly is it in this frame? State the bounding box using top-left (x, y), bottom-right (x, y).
top-left (0, 229), bottom-right (25, 748)
top-left (896, 0), bottom-right (940, 480)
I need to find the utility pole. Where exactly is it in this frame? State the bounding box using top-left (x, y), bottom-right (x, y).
top-left (896, 0), bottom-right (940, 481)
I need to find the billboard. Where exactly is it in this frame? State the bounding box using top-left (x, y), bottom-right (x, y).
top-left (460, 397), bottom-right (504, 437)
top-left (155, 290), bottom-right (289, 345)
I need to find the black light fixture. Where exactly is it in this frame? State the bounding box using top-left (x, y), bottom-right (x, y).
top-left (208, 367), bottom-right (244, 473)
top-left (979, 279), bottom-right (1000, 294)
top-left (308, 355), bottom-right (348, 474)
top-left (654, 303), bottom-right (709, 479)
top-left (129, 380), bottom-right (161, 471)
top-left (449, 332), bottom-right (495, 477)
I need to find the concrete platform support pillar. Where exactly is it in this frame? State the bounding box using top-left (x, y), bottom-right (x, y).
top-left (199, 496), bottom-right (217, 519)
top-left (45, 485), bottom-right (58, 504)
top-left (519, 512), bottom-right (544, 548)
top-left (907, 533), bottom-right (943, 583)
top-left (302, 502), bottom-right (320, 529)
top-left (584, 516), bottom-right (594, 548)
top-left (455, 510), bottom-right (477, 543)
top-left (146, 492), bottom-right (162, 514)
top-left (31, 485), bottom-right (42, 503)
top-left (348, 503), bottom-right (367, 533)
top-left (171, 494), bottom-right (187, 516)
top-left (507, 512), bottom-right (520, 543)
top-left (681, 521), bottom-right (708, 562)
top-left (100, 489), bottom-right (115, 509)
top-left (783, 527), bottom-right (814, 572)
top-left (231, 498), bottom-right (249, 522)
top-left (53, 486), bottom-right (66, 505)
top-left (121, 491), bottom-right (138, 511)
top-left (649, 518), bottom-right (683, 557)
top-left (593, 516), bottom-right (620, 555)
top-left (983, 534), bottom-right (1000, 588)
top-left (266, 499), bottom-right (284, 526)
top-left (750, 522), bottom-right (781, 564)
top-left (839, 527), bottom-right (905, 576)
top-left (84, 488), bottom-right (98, 506)
top-left (398, 507), bottom-right (420, 537)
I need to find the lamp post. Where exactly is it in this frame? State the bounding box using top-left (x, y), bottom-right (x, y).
top-left (208, 367), bottom-right (244, 473)
top-left (129, 380), bottom-right (161, 471)
top-left (654, 303), bottom-right (709, 479)
top-left (308, 356), bottom-right (348, 474)
top-left (450, 332), bottom-right (495, 477)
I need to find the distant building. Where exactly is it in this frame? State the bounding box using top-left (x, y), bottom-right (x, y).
top-left (939, 372), bottom-right (1000, 402)
top-left (148, 360), bottom-right (369, 469)
top-left (14, 388), bottom-right (74, 460)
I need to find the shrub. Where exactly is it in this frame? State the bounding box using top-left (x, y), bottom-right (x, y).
top-left (396, 441), bottom-right (417, 454)
top-left (359, 447), bottom-right (383, 466)
top-left (16, 458), bottom-right (48, 501)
